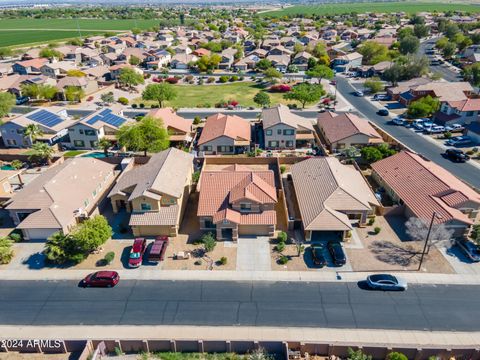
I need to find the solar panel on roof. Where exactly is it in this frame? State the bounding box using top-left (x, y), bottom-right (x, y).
top-left (82, 108), bottom-right (126, 128)
top-left (99, 109), bottom-right (111, 116)
top-left (26, 110), bottom-right (64, 128)
top-left (86, 115), bottom-right (103, 125)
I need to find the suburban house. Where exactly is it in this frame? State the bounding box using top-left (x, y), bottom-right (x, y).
top-left (371, 151), bottom-right (480, 238)
top-left (67, 107), bottom-right (131, 149)
top-left (317, 111), bottom-right (383, 151)
top-left (108, 148), bottom-right (194, 237)
top-left (233, 54), bottom-right (260, 71)
top-left (218, 48), bottom-right (237, 70)
top-left (197, 113), bottom-right (251, 155)
top-left (0, 107), bottom-right (74, 148)
top-left (266, 54), bottom-right (291, 72)
top-left (197, 164), bottom-right (277, 241)
top-left (291, 157), bottom-right (379, 242)
top-left (56, 76), bottom-right (99, 99)
top-left (434, 98), bottom-right (480, 125)
top-left (291, 51), bottom-right (313, 71)
top-left (40, 61), bottom-right (77, 79)
top-left (147, 108), bottom-right (193, 147)
top-left (331, 52), bottom-right (363, 72)
top-left (262, 104), bottom-right (315, 150)
top-left (0, 170), bottom-right (23, 203)
top-left (171, 54), bottom-right (198, 69)
top-left (12, 58), bottom-right (49, 75)
top-left (5, 158), bottom-right (117, 240)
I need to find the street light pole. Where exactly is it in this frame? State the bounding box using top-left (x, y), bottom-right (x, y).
top-left (417, 212), bottom-right (442, 271)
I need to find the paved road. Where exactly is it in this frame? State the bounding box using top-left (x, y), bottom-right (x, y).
top-left (1, 280), bottom-right (480, 330)
top-left (419, 38), bottom-right (461, 82)
top-left (336, 77), bottom-right (480, 189)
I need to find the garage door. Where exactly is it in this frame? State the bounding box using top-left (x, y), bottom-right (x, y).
top-left (24, 228), bottom-right (59, 241)
top-left (238, 225), bottom-right (271, 236)
top-left (132, 225), bottom-right (175, 237)
top-left (311, 231), bottom-right (343, 243)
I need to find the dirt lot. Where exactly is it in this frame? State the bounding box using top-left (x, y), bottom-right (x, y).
top-left (270, 242), bottom-right (310, 271)
top-left (347, 215), bottom-right (455, 273)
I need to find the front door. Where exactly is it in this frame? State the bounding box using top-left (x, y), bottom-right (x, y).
top-left (221, 228), bottom-right (233, 240)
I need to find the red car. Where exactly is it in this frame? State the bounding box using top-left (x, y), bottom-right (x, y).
top-left (83, 271), bottom-right (119, 288)
top-left (128, 238), bottom-right (147, 268)
top-left (148, 236), bottom-right (169, 263)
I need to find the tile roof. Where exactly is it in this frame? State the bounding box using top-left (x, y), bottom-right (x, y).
top-left (147, 107), bottom-right (192, 134)
top-left (291, 157), bottom-right (378, 231)
top-left (198, 167), bottom-right (277, 226)
top-left (317, 111), bottom-right (382, 144)
top-left (109, 147), bottom-right (193, 200)
top-left (262, 104), bottom-right (314, 131)
top-left (197, 113), bottom-right (251, 145)
top-left (15, 58), bottom-right (48, 69)
top-left (446, 98), bottom-right (480, 112)
top-left (129, 205), bottom-right (179, 226)
top-left (371, 151), bottom-right (480, 225)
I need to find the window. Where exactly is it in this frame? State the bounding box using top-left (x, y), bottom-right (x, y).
top-left (79, 129), bottom-right (84, 134)
top-left (16, 129), bottom-right (23, 134)
top-left (84, 199), bottom-right (89, 207)
top-left (74, 140), bottom-right (85, 147)
top-left (283, 129), bottom-right (294, 135)
top-left (90, 140), bottom-right (98, 148)
top-left (92, 189), bottom-right (97, 198)
top-left (203, 145), bottom-right (212, 151)
top-left (141, 203), bottom-right (152, 211)
top-left (277, 129), bottom-right (282, 135)
top-left (265, 129), bottom-right (272, 136)
top-left (68, 128), bottom-right (75, 132)
top-left (240, 203), bottom-right (251, 211)
top-left (204, 219), bottom-right (215, 229)
top-left (85, 129), bottom-right (96, 136)
top-left (467, 111), bottom-right (474, 117)
top-left (7, 140), bottom-right (16, 146)
top-left (285, 140), bottom-right (294, 147)
top-left (268, 141), bottom-right (278, 147)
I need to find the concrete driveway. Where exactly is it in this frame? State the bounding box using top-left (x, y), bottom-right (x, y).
top-left (236, 236), bottom-right (271, 271)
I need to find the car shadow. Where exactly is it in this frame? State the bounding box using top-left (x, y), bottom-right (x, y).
top-left (446, 245), bottom-right (475, 264)
top-left (120, 246), bottom-right (132, 269)
top-left (357, 280), bottom-right (374, 291)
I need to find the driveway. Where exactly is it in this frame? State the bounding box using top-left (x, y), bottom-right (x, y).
top-left (236, 236), bottom-right (271, 271)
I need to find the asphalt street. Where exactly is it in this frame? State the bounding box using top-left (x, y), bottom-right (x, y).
top-left (335, 77), bottom-right (480, 188)
top-left (1, 280), bottom-right (480, 330)
top-left (419, 38), bottom-right (461, 82)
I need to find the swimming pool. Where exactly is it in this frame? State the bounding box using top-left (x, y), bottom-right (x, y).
top-left (81, 152), bottom-right (110, 158)
top-left (1, 165), bottom-right (15, 170)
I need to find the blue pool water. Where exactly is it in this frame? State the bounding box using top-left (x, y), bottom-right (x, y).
top-left (1, 165), bottom-right (15, 170)
top-left (81, 152), bottom-right (109, 158)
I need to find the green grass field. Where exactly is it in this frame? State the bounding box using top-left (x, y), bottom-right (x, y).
top-left (263, 1), bottom-right (480, 17)
top-left (134, 82), bottom-right (292, 108)
top-left (0, 18), bottom-right (161, 47)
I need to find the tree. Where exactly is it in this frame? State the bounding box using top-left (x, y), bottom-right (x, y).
top-left (442, 41), bottom-right (457, 59)
top-left (463, 63), bottom-right (480, 86)
top-left (0, 92), bottom-right (15, 118)
top-left (283, 83), bottom-right (325, 108)
top-left (39, 48), bottom-right (63, 60)
top-left (0, 47), bottom-right (13, 59)
top-left (347, 348), bottom-right (372, 360)
top-left (256, 59), bottom-right (272, 70)
top-left (358, 41), bottom-right (389, 65)
top-left (71, 215), bottom-right (112, 252)
top-left (64, 86), bottom-right (85, 103)
top-left (248, 348), bottom-right (273, 360)
top-left (363, 77), bottom-right (384, 94)
top-left (407, 95), bottom-right (440, 118)
top-left (253, 91), bottom-right (271, 108)
top-left (306, 64), bottom-right (334, 82)
top-left (386, 353), bottom-right (408, 360)
top-left (360, 146), bottom-right (383, 163)
top-left (44, 232), bottom-right (70, 264)
top-left (20, 83), bottom-right (41, 100)
top-left (118, 67), bottom-right (144, 90)
top-left (0, 237), bottom-right (14, 264)
top-left (263, 68), bottom-right (282, 82)
top-left (142, 83), bottom-right (177, 107)
top-left (24, 124), bottom-right (44, 143)
top-left (97, 138), bottom-right (112, 157)
top-left (100, 92), bottom-right (114, 104)
top-left (28, 142), bottom-right (55, 165)
top-left (405, 217), bottom-right (454, 248)
top-left (38, 84), bottom-right (57, 101)
top-left (413, 24), bottom-right (430, 38)
top-left (201, 232), bottom-right (216, 253)
top-left (195, 54), bottom-right (222, 72)
top-left (117, 116), bottom-right (170, 156)
top-left (397, 27), bottom-right (414, 40)
top-left (399, 35), bottom-right (420, 55)
top-left (129, 55), bottom-right (141, 66)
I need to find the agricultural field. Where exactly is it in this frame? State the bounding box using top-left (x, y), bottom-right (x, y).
top-left (0, 18), bottom-right (161, 47)
top-left (262, 1), bottom-right (480, 17)
top-left (133, 82), bottom-right (293, 109)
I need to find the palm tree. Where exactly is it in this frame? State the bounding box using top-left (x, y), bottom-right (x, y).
top-left (97, 138), bottom-right (112, 157)
top-left (23, 124), bottom-right (44, 145)
top-left (29, 142), bottom-right (55, 165)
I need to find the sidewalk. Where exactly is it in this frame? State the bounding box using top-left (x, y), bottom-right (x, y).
top-left (2, 267), bottom-right (480, 285)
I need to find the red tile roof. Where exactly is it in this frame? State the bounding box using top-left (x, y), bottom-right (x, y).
top-left (371, 151), bottom-right (480, 225)
top-left (446, 98), bottom-right (480, 112)
top-left (148, 107), bottom-right (192, 134)
top-left (197, 113), bottom-right (251, 145)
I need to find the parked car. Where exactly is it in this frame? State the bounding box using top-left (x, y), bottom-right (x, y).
top-left (16, 96), bottom-right (30, 105)
top-left (456, 240), bottom-right (480, 262)
top-left (128, 238), bottom-right (147, 268)
top-left (413, 119), bottom-right (425, 131)
top-left (311, 245), bottom-right (327, 267)
top-left (366, 274), bottom-right (407, 291)
top-left (443, 148), bottom-right (470, 162)
top-left (148, 235), bottom-right (169, 263)
top-left (377, 108), bottom-right (389, 116)
top-left (424, 125), bottom-right (445, 134)
top-left (330, 80), bottom-right (337, 85)
top-left (373, 94), bottom-right (389, 101)
top-left (353, 90), bottom-right (364, 97)
top-left (445, 124), bottom-right (464, 132)
top-left (82, 271), bottom-right (120, 288)
top-left (445, 136), bottom-right (472, 147)
top-left (391, 116), bottom-right (405, 125)
top-left (327, 241), bottom-right (346, 266)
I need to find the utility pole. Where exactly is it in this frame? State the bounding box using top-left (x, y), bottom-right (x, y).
top-left (417, 212), bottom-right (442, 271)
top-left (76, 19), bottom-right (82, 38)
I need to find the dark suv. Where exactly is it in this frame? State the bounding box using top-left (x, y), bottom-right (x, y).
top-left (327, 241), bottom-right (346, 266)
top-left (444, 149), bottom-right (470, 163)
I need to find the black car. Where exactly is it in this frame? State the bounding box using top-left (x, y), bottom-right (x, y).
top-left (444, 149), bottom-right (470, 163)
top-left (377, 108), bottom-right (389, 116)
top-left (15, 96), bottom-right (30, 105)
top-left (327, 241), bottom-right (346, 266)
top-left (311, 246), bottom-right (326, 267)
top-left (456, 240), bottom-right (480, 262)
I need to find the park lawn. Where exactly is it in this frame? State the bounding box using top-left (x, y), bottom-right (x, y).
top-left (263, 1), bottom-right (480, 17)
top-left (134, 82), bottom-right (292, 108)
top-left (0, 30), bottom-right (109, 48)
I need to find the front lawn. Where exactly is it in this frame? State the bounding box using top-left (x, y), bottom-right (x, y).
top-left (134, 82), bottom-right (293, 108)
top-left (63, 150), bottom-right (87, 158)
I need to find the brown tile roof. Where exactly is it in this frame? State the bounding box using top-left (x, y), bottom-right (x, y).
top-left (262, 104), bottom-right (314, 131)
top-left (371, 151), bottom-right (480, 225)
top-left (198, 167), bottom-right (277, 226)
top-left (446, 98), bottom-right (480, 112)
top-left (129, 205), bottom-right (178, 226)
top-left (15, 58), bottom-right (48, 69)
top-left (147, 107), bottom-right (192, 134)
top-left (291, 157), bottom-right (378, 231)
top-left (317, 111), bottom-right (382, 144)
top-left (197, 113), bottom-right (251, 145)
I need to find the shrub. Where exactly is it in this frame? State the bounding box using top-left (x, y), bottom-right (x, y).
top-left (118, 97), bottom-right (129, 105)
top-left (132, 103), bottom-right (138, 109)
top-left (194, 259), bottom-right (202, 266)
top-left (9, 231), bottom-right (22, 243)
top-left (185, 75), bottom-right (194, 82)
top-left (278, 256), bottom-right (289, 265)
top-left (165, 77), bottom-right (179, 84)
top-left (192, 170), bottom-right (200, 183)
top-left (368, 217), bottom-right (375, 226)
top-left (104, 251), bottom-right (115, 264)
top-left (193, 116), bottom-right (201, 125)
top-left (219, 256), bottom-right (227, 265)
top-left (280, 165), bottom-right (286, 174)
top-left (114, 347), bottom-right (123, 356)
top-left (275, 242), bottom-right (286, 252)
top-left (374, 227), bottom-right (381, 234)
top-left (466, 149), bottom-right (475, 155)
top-left (270, 84), bottom-right (292, 93)
top-left (207, 77), bottom-right (215, 83)
top-left (201, 232), bottom-right (216, 252)
top-left (0, 237), bottom-right (13, 264)
top-left (387, 352), bottom-right (408, 360)
top-left (10, 160), bottom-right (23, 170)
top-left (139, 103), bottom-right (145, 109)
top-left (444, 131), bottom-right (452, 139)
top-left (229, 75), bottom-right (239, 82)
top-left (277, 231), bottom-right (288, 243)
top-left (228, 100), bottom-right (239, 107)
top-left (219, 75), bottom-right (229, 83)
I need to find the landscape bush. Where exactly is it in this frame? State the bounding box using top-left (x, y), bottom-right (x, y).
top-left (104, 251), bottom-right (115, 265)
top-left (270, 84), bottom-right (292, 93)
top-left (201, 232), bottom-right (216, 253)
top-left (165, 77), bottom-right (179, 84)
top-left (278, 256), bottom-right (289, 265)
top-left (374, 227), bottom-right (381, 234)
top-left (118, 97), bottom-right (129, 105)
top-left (0, 237), bottom-right (14, 264)
top-left (277, 231), bottom-right (288, 243)
top-left (219, 256), bottom-right (227, 265)
top-left (280, 165), bottom-right (286, 174)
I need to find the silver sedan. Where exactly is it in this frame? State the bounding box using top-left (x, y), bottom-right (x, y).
top-left (366, 274), bottom-right (408, 291)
